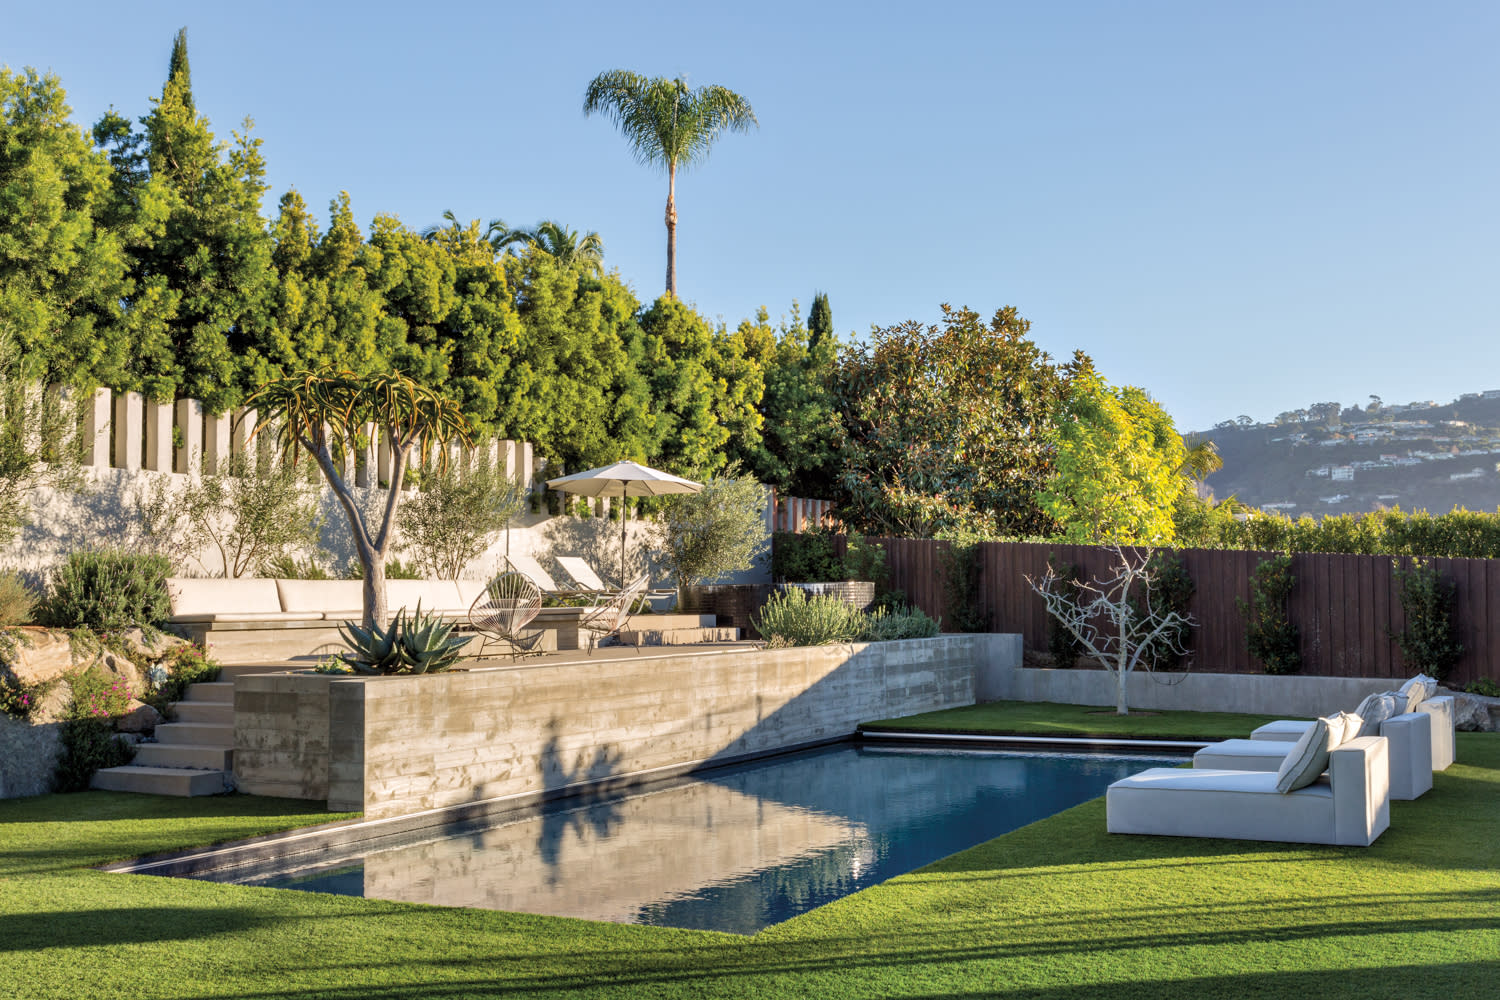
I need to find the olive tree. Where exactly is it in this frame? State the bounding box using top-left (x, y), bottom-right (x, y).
top-left (397, 455), bottom-right (524, 579)
top-left (652, 471), bottom-right (768, 600)
top-left (248, 369), bottom-right (470, 626)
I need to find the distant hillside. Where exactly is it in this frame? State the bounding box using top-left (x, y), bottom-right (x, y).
top-left (1197, 391), bottom-right (1500, 516)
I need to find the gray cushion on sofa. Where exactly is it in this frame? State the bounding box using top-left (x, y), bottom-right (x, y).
top-left (1275, 717), bottom-right (1332, 793)
top-left (1353, 692), bottom-right (1400, 738)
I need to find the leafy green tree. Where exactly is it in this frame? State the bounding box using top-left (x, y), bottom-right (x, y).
top-left (0, 69), bottom-right (133, 387)
top-left (833, 304), bottom-right (1081, 538)
top-left (397, 457), bottom-right (524, 579)
top-left (652, 468), bottom-right (769, 598)
top-left (1038, 371), bottom-right (1189, 544)
top-left (583, 70), bottom-right (757, 296)
top-left (753, 305), bottom-right (841, 496)
top-left (365, 212), bottom-right (458, 384)
top-left (808, 292), bottom-right (833, 349)
top-left (134, 453), bottom-right (325, 578)
top-left (94, 29), bottom-right (275, 410)
top-left (636, 296), bottom-right (727, 474)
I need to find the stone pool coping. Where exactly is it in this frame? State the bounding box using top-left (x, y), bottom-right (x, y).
top-left (99, 731), bottom-right (1193, 880)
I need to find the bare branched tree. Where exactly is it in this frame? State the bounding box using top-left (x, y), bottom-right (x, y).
top-left (1027, 546), bottom-right (1197, 715)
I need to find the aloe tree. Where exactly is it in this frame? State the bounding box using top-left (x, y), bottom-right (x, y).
top-left (583, 70), bottom-right (757, 297)
top-left (248, 369), bottom-right (471, 627)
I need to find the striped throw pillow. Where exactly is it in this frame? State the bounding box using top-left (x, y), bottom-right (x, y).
top-left (1275, 716), bottom-right (1334, 793)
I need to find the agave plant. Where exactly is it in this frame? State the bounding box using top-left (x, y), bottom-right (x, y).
top-left (398, 603), bottom-right (473, 674)
top-left (337, 614), bottom-right (404, 674)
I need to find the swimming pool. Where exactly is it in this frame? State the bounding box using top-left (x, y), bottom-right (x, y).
top-left (167, 744), bottom-right (1184, 934)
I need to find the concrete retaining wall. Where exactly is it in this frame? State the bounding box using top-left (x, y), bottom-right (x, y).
top-left (235, 633), bottom-right (1014, 819)
top-left (981, 661), bottom-right (1406, 717)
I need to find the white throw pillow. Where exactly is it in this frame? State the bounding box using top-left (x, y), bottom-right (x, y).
top-left (1336, 711), bottom-right (1364, 744)
top-left (1353, 693), bottom-right (1399, 737)
top-left (1275, 717), bottom-right (1334, 793)
top-left (1322, 712), bottom-right (1349, 748)
top-left (1399, 674), bottom-right (1438, 711)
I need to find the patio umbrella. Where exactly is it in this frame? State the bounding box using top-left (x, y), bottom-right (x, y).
top-left (546, 460), bottom-right (702, 588)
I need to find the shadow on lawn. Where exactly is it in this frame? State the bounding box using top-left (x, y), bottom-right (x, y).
top-left (0, 905), bottom-right (279, 952)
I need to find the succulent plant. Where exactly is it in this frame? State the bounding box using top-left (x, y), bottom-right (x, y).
top-left (337, 603), bottom-right (472, 675)
top-left (337, 615), bottom-right (403, 675)
top-left (397, 603), bottom-right (473, 674)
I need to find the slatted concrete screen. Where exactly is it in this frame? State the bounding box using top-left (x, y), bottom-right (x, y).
top-left (873, 537), bottom-right (1494, 686)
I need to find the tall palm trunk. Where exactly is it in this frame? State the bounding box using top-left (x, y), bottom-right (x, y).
top-left (664, 162), bottom-right (677, 297)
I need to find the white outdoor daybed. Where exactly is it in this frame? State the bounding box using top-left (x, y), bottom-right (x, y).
top-left (1196, 710), bottom-right (1431, 800)
top-left (1106, 735), bottom-right (1390, 846)
top-left (1251, 684), bottom-right (1455, 772)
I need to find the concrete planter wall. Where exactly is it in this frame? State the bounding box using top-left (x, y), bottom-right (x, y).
top-left (234, 633), bottom-right (1014, 819)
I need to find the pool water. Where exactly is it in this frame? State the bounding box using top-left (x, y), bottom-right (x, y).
top-left (190, 744), bottom-right (1183, 934)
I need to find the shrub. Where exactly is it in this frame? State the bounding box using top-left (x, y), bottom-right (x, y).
top-left (0, 674), bottom-right (55, 721)
top-left (938, 530), bottom-right (990, 633)
top-left (754, 589), bottom-right (866, 648)
top-left (66, 667), bottom-right (134, 720)
top-left (1391, 559), bottom-right (1463, 684)
top-left (1135, 551), bottom-right (1195, 671)
top-left (1238, 554), bottom-right (1300, 674)
top-left (397, 460), bottom-right (524, 579)
top-left (772, 530), bottom-right (890, 586)
top-left (53, 718), bottom-right (134, 792)
top-left (1044, 557), bottom-right (1084, 667)
top-left (264, 554), bottom-right (335, 580)
top-left (144, 643), bottom-right (221, 717)
top-left (339, 557), bottom-right (426, 581)
top-left (38, 550), bottom-right (171, 633)
top-left (1463, 678), bottom-right (1500, 697)
top-left (0, 568), bottom-right (37, 625)
top-left (861, 605), bottom-right (940, 642)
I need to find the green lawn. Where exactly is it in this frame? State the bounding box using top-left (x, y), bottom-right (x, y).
top-left (2, 736), bottom-right (1498, 999)
top-left (862, 699), bottom-right (1298, 740)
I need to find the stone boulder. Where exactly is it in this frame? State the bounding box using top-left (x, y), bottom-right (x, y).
top-left (117, 627), bottom-right (188, 664)
top-left (1, 629), bottom-right (80, 686)
top-left (1443, 687), bottom-right (1500, 732)
top-left (115, 699), bottom-right (162, 734)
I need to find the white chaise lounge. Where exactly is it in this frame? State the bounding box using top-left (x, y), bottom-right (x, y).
top-left (1107, 734), bottom-right (1390, 847)
top-left (1196, 710), bottom-right (1432, 800)
top-left (1251, 677), bottom-right (1456, 772)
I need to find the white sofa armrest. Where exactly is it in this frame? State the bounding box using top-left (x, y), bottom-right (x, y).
top-left (1329, 736), bottom-right (1390, 847)
top-left (1417, 695), bottom-right (1455, 770)
top-left (1378, 712), bottom-right (1432, 800)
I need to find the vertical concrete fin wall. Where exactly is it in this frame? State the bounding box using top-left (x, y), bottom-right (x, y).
top-left (234, 634), bottom-right (1015, 819)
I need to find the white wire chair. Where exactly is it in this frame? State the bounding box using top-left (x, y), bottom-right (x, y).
top-left (467, 571), bottom-right (545, 660)
top-left (578, 573), bottom-right (649, 655)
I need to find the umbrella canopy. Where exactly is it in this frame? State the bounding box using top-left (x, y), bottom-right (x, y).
top-left (546, 461), bottom-right (703, 588)
top-left (546, 460), bottom-right (702, 498)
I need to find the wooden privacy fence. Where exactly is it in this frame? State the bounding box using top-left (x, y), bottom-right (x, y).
top-left (872, 537), bottom-right (1497, 686)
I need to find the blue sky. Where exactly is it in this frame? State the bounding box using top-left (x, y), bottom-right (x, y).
top-left (7, 1), bottom-right (1497, 431)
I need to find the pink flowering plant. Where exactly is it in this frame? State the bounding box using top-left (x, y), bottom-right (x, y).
top-left (0, 674), bottom-right (56, 722)
top-left (65, 668), bottom-right (133, 720)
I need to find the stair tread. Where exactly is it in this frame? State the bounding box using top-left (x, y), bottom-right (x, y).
top-left (96, 765), bottom-right (225, 776)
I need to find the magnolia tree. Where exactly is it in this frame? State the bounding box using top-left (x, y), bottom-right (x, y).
top-left (1027, 546), bottom-right (1197, 715)
top-left (248, 369), bottom-right (471, 627)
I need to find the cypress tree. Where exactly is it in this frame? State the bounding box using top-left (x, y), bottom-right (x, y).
top-left (808, 291), bottom-right (833, 349)
top-left (167, 27), bottom-right (193, 113)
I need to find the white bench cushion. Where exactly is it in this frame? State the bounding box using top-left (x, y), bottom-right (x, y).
top-left (276, 579), bottom-right (365, 614)
top-left (167, 577), bottom-right (284, 618)
top-left (386, 580), bottom-right (465, 615)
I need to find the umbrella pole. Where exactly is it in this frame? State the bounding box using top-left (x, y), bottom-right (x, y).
top-left (620, 486), bottom-right (627, 588)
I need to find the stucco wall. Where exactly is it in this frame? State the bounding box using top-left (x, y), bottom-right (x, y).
top-left (234, 634), bottom-right (1010, 819)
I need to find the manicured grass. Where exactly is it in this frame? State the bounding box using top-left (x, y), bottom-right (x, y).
top-left (3, 738), bottom-right (1499, 999)
top-left (862, 698), bottom-right (1298, 740)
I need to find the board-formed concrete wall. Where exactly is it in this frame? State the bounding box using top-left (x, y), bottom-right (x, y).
top-left (234, 634), bottom-right (1011, 819)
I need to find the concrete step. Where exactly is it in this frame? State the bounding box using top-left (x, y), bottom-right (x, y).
top-left (155, 722), bottom-right (234, 746)
top-left (169, 701), bottom-right (234, 725)
top-left (133, 743), bottom-right (234, 771)
top-left (91, 766), bottom-right (228, 796)
top-left (182, 681), bottom-right (235, 703)
top-left (215, 662), bottom-right (296, 680)
top-left (617, 626), bottom-right (742, 646)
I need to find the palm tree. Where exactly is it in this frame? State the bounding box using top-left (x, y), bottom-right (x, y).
top-left (527, 220), bottom-right (606, 275)
top-left (1181, 435), bottom-right (1223, 493)
top-left (583, 70), bottom-right (757, 297)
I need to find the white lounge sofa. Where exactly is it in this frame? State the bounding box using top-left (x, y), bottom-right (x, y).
top-left (1197, 710), bottom-right (1431, 800)
top-left (1252, 695), bottom-right (1455, 772)
top-left (1107, 736), bottom-right (1390, 846)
